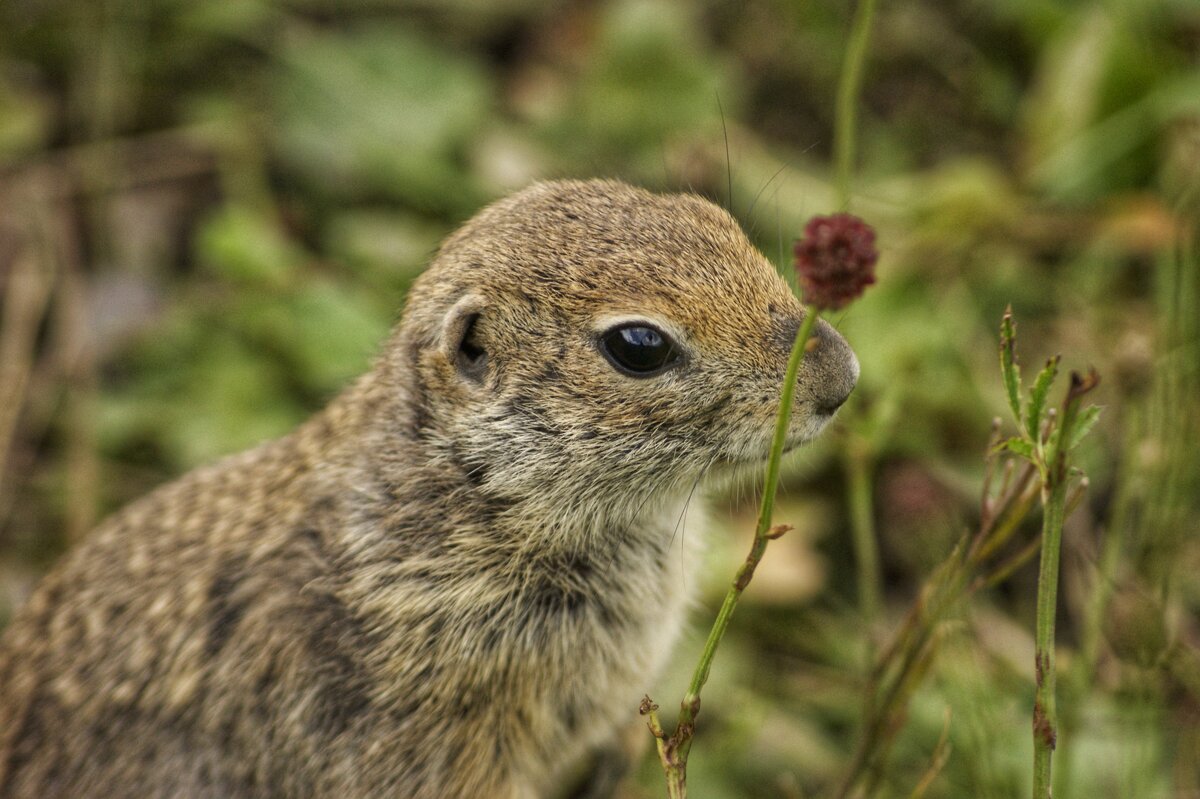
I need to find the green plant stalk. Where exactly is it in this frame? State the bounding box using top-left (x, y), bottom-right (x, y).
top-left (833, 0), bottom-right (882, 649)
top-left (846, 444), bottom-right (882, 625)
top-left (1032, 477), bottom-right (1067, 798)
top-left (1032, 369), bottom-right (1097, 797)
top-left (641, 705), bottom-right (685, 799)
top-left (646, 310), bottom-right (822, 797)
top-left (675, 310), bottom-right (820, 759)
top-left (834, 0), bottom-right (879, 208)
top-left (652, 0), bottom-right (877, 789)
top-left (1056, 455), bottom-right (1128, 798)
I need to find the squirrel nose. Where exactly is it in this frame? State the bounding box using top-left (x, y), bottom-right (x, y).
top-left (805, 319), bottom-right (859, 416)
top-left (815, 386), bottom-right (853, 416)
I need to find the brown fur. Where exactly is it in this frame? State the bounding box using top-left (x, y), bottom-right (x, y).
top-left (0, 180), bottom-right (857, 798)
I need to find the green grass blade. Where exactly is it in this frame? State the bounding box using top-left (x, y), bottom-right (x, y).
top-left (1000, 307), bottom-right (1023, 426)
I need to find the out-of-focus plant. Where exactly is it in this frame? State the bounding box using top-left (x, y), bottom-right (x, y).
top-left (831, 309), bottom-right (1100, 799)
top-left (996, 311), bottom-right (1100, 798)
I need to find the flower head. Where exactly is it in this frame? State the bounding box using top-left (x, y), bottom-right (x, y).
top-left (793, 213), bottom-right (878, 310)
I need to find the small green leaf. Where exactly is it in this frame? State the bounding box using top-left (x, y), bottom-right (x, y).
top-left (994, 437), bottom-right (1036, 461)
top-left (1026, 355), bottom-right (1061, 442)
top-left (1067, 405), bottom-right (1102, 451)
top-left (999, 307), bottom-right (1023, 425)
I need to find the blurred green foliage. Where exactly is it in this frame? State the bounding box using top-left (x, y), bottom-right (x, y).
top-left (1, 0), bottom-right (1198, 797)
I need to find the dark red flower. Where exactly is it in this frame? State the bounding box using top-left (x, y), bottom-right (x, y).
top-left (793, 214), bottom-right (878, 310)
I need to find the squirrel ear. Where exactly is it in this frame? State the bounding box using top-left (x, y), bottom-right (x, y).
top-left (440, 294), bottom-right (488, 382)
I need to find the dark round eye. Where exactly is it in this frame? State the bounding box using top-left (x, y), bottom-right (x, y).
top-left (599, 324), bottom-right (682, 377)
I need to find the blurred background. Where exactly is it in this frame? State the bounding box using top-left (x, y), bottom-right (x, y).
top-left (1, 0), bottom-right (1198, 796)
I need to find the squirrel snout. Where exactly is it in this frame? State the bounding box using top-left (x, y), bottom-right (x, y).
top-left (807, 319), bottom-right (859, 416)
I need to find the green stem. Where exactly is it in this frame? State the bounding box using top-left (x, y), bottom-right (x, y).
top-left (834, 0), bottom-right (879, 209)
top-left (675, 309), bottom-right (821, 762)
top-left (834, 0), bottom-right (881, 658)
top-left (1032, 369), bottom-right (1096, 797)
top-left (1032, 478), bottom-right (1067, 798)
top-left (1056, 473), bottom-right (1124, 799)
top-left (665, 765), bottom-right (686, 799)
top-left (846, 442), bottom-right (882, 627)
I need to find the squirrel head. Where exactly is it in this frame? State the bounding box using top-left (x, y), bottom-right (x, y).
top-left (381, 180), bottom-right (858, 536)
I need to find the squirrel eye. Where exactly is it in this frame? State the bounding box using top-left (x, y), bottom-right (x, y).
top-left (599, 324), bottom-right (681, 377)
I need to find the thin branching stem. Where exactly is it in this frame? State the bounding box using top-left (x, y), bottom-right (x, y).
top-left (650, 0), bottom-right (880, 787)
top-left (833, 343), bottom-right (1100, 799)
top-left (1031, 369), bottom-right (1098, 797)
top-left (679, 311), bottom-right (820, 748)
top-left (646, 311), bottom-right (820, 796)
top-left (1032, 478), bottom-right (1066, 797)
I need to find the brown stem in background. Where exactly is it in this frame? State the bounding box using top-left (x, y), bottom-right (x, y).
top-left (0, 251), bottom-right (57, 519)
top-left (56, 259), bottom-right (100, 543)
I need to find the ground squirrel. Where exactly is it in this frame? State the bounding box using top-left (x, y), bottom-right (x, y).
top-left (0, 179), bottom-right (858, 798)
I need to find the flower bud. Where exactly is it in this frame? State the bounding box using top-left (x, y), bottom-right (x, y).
top-left (793, 214), bottom-right (878, 310)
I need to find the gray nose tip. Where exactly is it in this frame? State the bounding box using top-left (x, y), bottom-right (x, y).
top-left (815, 383), bottom-right (854, 416)
top-left (808, 319), bottom-right (859, 416)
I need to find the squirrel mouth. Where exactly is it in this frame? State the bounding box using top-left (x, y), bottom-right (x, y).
top-left (710, 409), bottom-right (837, 473)
top-left (713, 445), bottom-right (782, 471)
top-left (712, 430), bottom-right (819, 472)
